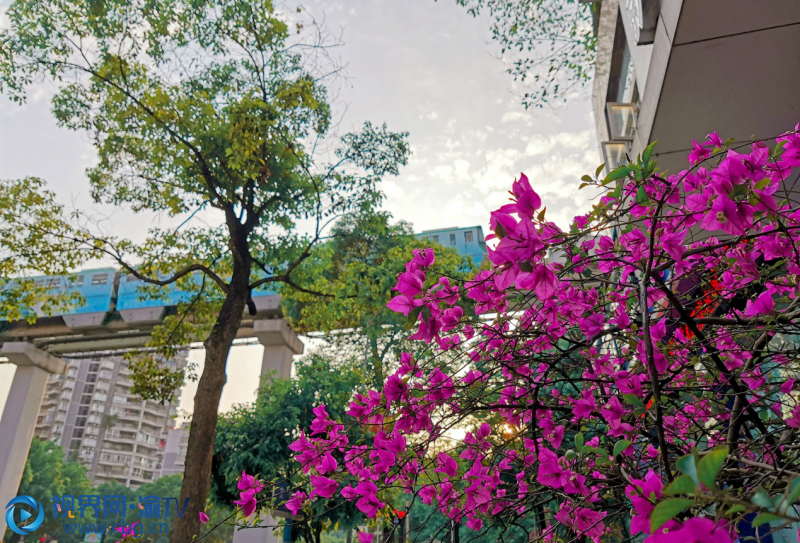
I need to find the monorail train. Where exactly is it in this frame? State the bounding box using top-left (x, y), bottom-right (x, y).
top-left (7, 225), bottom-right (489, 330)
top-left (10, 268), bottom-right (278, 329)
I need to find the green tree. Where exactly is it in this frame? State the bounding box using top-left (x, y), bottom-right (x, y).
top-left (8, 438), bottom-right (93, 543)
top-left (0, 2), bottom-right (409, 541)
top-left (212, 353), bottom-right (366, 543)
top-left (451, 0), bottom-right (600, 108)
top-left (281, 213), bottom-right (475, 386)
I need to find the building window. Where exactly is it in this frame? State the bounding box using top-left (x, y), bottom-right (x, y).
top-left (449, 233), bottom-right (456, 246)
top-left (89, 363), bottom-right (100, 372)
top-left (464, 231), bottom-right (474, 243)
top-left (91, 273), bottom-right (108, 285)
top-left (431, 235), bottom-right (438, 242)
top-left (78, 406), bottom-right (89, 417)
top-left (80, 394), bottom-right (92, 405)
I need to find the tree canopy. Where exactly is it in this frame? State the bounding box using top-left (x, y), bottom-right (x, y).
top-left (282, 213), bottom-right (477, 386)
top-left (451, 0), bottom-right (599, 108)
top-left (9, 438), bottom-right (94, 543)
top-left (0, 1), bottom-right (410, 541)
top-left (212, 353), bottom-right (367, 543)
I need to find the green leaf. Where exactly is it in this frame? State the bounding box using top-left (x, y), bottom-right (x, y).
top-left (595, 163), bottom-right (606, 177)
top-left (635, 186), bottom-right (648, 204)
top-left (663, 475), bottom-right (696, 496)
top-left (697, 446), bottom-right (727, 489)
top-left (781, 477), bottom-right (800, 511)
top-left (772, 139), bottom-right (787, 159)
top-left (405, 306), bottom-right (424, 329)
top-left (603, 165), bottom-right (632, 184)
top-left (650, 499), bottom-right (694, 531)
top-left (575, 432), bottom-right (584, 451)
top-left (642, 140), bottom-right (657, 165)
top-left (752, 513), bottom-right (782, 527)
top-left (622, 394), bottom-right (645, 407)
top-left (676, 453), bottom-right (700, 486)
top-left (581, 175), bottom-right (593, 183)
top-left (495, 223), bottom-right (507, 239)
top-left (725, 505), bottom-right (747, 516)
top-left (613, 440), bottom-right (632, 458)
top-left (754, 178), bottom-right (771, 191)
top-left (751, 488), bottom-right (774, 510)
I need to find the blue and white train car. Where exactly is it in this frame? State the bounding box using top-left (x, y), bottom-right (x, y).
top-left (27, 268), bottom-right (118, 328)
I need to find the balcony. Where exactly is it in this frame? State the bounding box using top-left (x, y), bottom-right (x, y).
top-left (105, 430), bottom-right (137, 444)
top-left (99, 452), bottom-right (131, 466)
top-left (140, 416), bottom-right (164, 428)
top-left (135, 434), bottom-right (161, 449)
top-left (109, 406), bottom-right (141, 420)
top-left (143, 402), bottom-right (168, 416)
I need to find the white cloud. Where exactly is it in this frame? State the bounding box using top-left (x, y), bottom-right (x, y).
top-left (501, 111), bottom-right (528, 123)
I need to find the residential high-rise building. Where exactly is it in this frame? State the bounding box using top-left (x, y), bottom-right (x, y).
top-left (592, 0), bottom-right (800, 175)
top-left (34, 351), bottom-right (186, 488)
top-left (416, 226), bottom-right (487, 266)
top-left (159, 422), bottom-right (190, 478)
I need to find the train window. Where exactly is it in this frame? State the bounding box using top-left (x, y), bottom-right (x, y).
top-left (127, 274), bottom-right (139, 282)
top-left (67, 276), bottom-right (84, 288)
top-left (464, 231), bottom-right (474, 243)
top-left (46, 278), bottom-right (61, 287)
top-left (34, 279), bottom-right (44, 287)
top-left (432, 235), bottom-right (438, 242)
top-left (449, 233), bottom-right (456, 246)
top-left (91, 273), bottom-right (108, 285)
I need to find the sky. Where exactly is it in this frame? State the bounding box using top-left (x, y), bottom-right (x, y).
top-left (0, 0), bottom-right (601, 419)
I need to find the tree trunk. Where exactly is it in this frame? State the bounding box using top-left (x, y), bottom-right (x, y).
top-left (169, 263), bottom-right (250, 543)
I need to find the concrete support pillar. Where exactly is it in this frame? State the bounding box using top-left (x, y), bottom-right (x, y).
top-left (0, 342), bottom-right (66, 537)
top-left (232, 513), bottom-right (286, 543)
top-left (254, 320), bottom-right (304, 381)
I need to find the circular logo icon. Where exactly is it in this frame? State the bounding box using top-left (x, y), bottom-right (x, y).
top-left (5, 495), bottom-right (44, 535)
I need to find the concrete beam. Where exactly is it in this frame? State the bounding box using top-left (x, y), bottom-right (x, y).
top-left (0, 343), bottom-right (66, 537)
top-left (2, 341), bottom-right (67, 374)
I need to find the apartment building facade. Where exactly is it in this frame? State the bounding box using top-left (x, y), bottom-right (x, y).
top-left (34, 351), bottom-right (186, 488)
top-left (416, 226), bottom-right (487, 266)
top-left (159, 422), bottom-right (190, 478)
top-left (592, 0), bottom-right (800, 175)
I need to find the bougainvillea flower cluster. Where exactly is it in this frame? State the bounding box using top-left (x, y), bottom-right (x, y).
top-left (224, 125), bottom-right (800, 542)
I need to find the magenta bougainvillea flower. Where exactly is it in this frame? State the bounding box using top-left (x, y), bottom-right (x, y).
top-left (217, 125), bottom-right (800, 543)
